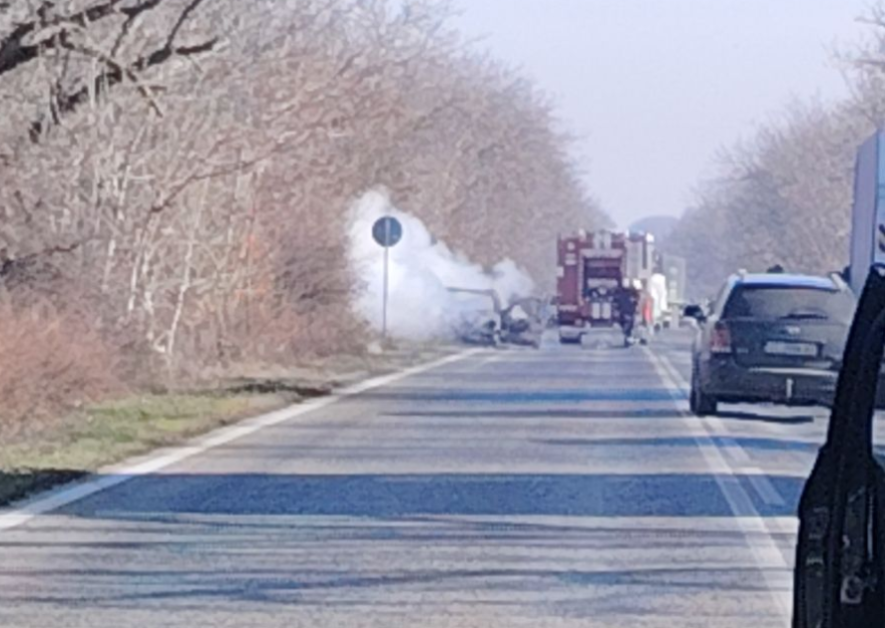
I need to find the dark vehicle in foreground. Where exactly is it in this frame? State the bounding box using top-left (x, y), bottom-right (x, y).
top-left (794, 265), bottom-right (885, 627)
top-left (686, 272), bottom-right (856, 416)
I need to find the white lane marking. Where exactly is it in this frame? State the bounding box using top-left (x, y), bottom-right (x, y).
top-left (0, 349), bottom-right (481, 533)
top-left (474, 352), bottom-right (508, 369)
top-left (720, 437), bottom-right (753, 464)
top-left (656, 352), bottom-right (805, 487)
top-left (747, 472), bottom-right (788, 507)
top-left (644, 347), bottom-right (793, 624)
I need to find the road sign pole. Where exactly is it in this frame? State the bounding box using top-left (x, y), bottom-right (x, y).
top-left (382, 239), bottom-right (389, 340)
top-left (371, 214), bottom-right (402, 343)
top-left (382, 216), bottom-right (391, 340)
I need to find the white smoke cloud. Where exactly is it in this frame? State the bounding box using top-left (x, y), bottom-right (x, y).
top-left (348, 189), bottom-right (535, 341)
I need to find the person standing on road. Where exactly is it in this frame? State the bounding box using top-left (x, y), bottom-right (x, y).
top-left (615, 283), bottom-right (640, 344)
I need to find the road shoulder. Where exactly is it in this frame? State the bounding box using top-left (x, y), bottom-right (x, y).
top-left (0, 346), bottom-right (477, 520)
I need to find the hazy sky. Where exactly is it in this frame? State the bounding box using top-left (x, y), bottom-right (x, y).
top-left (456, 0), bottom-right (872, 228)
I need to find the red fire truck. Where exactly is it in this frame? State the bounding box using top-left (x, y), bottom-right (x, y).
top-left (556, 230), bottom-right (655, 345)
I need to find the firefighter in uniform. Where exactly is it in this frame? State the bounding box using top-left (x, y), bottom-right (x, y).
top-left (615, 281), bottom-right (640, 346)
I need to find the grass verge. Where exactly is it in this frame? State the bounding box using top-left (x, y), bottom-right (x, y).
top-left (0, 343), bottom-right (463, 507)
top-left (0, 392), bottom-right (289, 506)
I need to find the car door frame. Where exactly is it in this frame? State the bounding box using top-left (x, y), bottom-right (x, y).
top-left (793, 264), bottom-right (885, 627)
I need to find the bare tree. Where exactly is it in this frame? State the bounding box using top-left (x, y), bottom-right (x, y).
top-left (0, 0), bottom-right (610, 423)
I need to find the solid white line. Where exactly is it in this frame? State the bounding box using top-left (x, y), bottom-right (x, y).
top-left (644, 347), bottom-right (793, 625)
top-left (463, 351), bottom-right (506, 372)
top-left (0, 349), bottom-right (481, 533)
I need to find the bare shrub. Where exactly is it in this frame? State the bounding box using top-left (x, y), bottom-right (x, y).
top-left (0, 301), bottom-right (121, 438)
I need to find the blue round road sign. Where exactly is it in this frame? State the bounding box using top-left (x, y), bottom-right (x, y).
top-left (372, 216), bottom-right (403, 248)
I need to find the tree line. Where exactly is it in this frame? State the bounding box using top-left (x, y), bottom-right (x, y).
top-left (665, 3), bottom-right (885, 298)
top-left (0, 0), bottom-right (607, 426)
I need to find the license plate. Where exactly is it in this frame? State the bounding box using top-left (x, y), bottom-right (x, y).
top-left (764, 341), bottom-right (818, 357)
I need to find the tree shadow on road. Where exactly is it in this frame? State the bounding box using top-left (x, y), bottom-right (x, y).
top-left (0, 469), bottom-right (87, 507)
top-left (536, 436), bottom-right (818, 454)
top-left (0, 472), bottom-right (801, 617)
top-left (46, 472), bottom-right (803, 520)
top-left (383, 408), bottom-right (684, 419)
top-left (715, 409), bottom-right (817, 426)
top-left (362, 389), bottom-right (683, 404)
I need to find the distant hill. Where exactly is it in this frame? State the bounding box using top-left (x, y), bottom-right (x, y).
top-left (629, 215), bottom-right (679, 244)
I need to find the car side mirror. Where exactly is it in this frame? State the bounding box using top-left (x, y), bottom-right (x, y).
top-left (683, 304), bottom-right (706, 322)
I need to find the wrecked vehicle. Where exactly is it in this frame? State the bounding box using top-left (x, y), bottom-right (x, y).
top-left (447, 288), bottom-right (502, 346)
top-left (447, 288), bottom-right (545, 348)
top-left (500, 297), bottom-right (545, 348)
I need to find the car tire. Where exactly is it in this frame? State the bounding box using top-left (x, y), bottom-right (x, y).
top-left (690, 366), bottom-right (718, 416)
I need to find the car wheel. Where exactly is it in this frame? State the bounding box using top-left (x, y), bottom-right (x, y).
top-left (691, 366), bottom-right (718, 416)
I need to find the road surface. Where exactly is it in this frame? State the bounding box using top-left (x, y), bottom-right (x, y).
top-left (0, 329), bottom-right (828, 627)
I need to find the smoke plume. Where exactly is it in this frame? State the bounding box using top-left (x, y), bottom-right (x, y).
top-left (348, 189), bottom-right (535, 341)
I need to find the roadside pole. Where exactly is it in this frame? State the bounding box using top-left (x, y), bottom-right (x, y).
top-left (382, 222), bottom-right (390, 339)
top-left (372, 215), bottom-right (403, 343)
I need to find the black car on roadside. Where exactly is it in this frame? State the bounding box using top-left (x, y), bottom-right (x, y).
top-left (685, 271), bottom-right (857, 416)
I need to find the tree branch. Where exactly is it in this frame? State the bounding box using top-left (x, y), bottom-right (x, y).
top-left (30, 35), bottom-right (217, 141)
top-left (0, 0), bottom-right (169, 77)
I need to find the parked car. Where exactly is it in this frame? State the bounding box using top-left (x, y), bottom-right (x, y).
top-left (685, 271), bottom-right (857, 416)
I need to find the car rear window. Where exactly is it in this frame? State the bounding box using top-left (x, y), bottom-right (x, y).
top-left (722, 285), bottom-right (856, 323)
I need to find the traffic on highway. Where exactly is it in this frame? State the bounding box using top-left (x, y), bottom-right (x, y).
top-left (5, 2), bottom-right (885, 628)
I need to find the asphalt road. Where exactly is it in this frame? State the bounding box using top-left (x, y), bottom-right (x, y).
top-left (0, 329), bottom-right (834, 628)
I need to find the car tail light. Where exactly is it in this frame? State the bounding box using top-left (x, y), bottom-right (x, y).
top-left (710, 322), bottom-right (732, 354)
